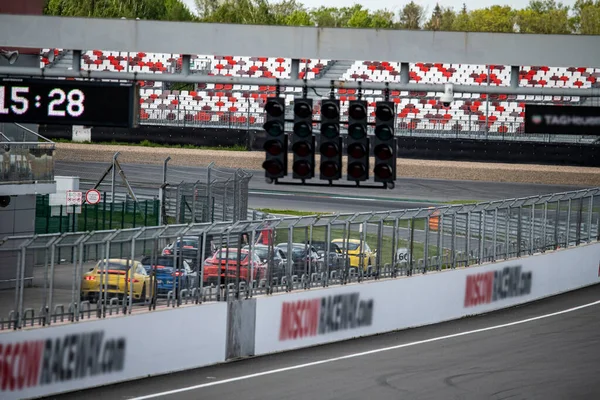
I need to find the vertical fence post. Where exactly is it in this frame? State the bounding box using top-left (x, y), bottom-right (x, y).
top-left (566, 198), bottom-right (572, 247)
top-left (554, 200), bottom-right (560, 249)
top-left (576, 196), bottom-right (583, 246)
top-left (479, 211), bottom-right (485, 264)
top-left (451, 213), bottom-right (457, 269)
top-left (587, 194), bottom-right (594, 243)
top-left (423, 215), bottom-right (430, 273)
top-left (492, 208), bottom-right (497, 261)
top-left (517, 206), bottom-right (522, 258)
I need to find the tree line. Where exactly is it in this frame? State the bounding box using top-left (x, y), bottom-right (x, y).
top-left (43, 0), bottom-right (600, 35)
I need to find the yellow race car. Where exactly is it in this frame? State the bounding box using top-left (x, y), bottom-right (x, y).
top-left (81, 258), bottom-right (151, 303)
top-left (331, 238), bottom-right (375, 270)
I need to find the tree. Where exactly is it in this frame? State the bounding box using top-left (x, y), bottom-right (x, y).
top-left (516, 0), bottom-right (571, 34)
top-left (571, 0), bottom-right (600, 34)
top-left (399, 1), bottom-right (424, 30)
top-left (425, 3), bottom-right (456, 31)
top-left (370, 9), bottom-right (396, 29)
top-left (468, 5), bottom-right (515, 33)
top-left (194, 0), bottom-right (220, 19)
top-left (452, 3), bottom-right (471, 31)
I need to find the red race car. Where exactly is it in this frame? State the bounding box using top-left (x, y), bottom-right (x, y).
top-left (203, 248), bottom-right (267, 286)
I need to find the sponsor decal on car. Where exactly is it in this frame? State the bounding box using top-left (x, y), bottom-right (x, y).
top-left (464, 265), bottom-right (532, 308)
top-left (279, 292), bottom-right (374, 341)
top-left (0, 330), bottom-right (126, 392)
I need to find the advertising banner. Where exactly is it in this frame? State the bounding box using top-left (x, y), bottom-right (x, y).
top-left (254, 243), bottom-right (600, 355)
top-left (0, 303), bottom-right (227, 400)
top-left (525, 104), bottom-right (600, 135)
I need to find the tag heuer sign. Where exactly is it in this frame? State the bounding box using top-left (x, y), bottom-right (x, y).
top-left (525, 104), bottom-right (600, 135)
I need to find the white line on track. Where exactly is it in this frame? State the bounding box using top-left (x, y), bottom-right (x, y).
top-left (130, 298), bottom-right (600, 400)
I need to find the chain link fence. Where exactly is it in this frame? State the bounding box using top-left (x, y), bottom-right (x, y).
top-left (1, 187), bottom-right (598, 330)
top-left (163, 164), bottom-right (251, 224)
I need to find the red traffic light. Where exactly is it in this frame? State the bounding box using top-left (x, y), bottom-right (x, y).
top-left (374, 143), bottom-right (393, 160)
top-left (293, 160), bottom-right (312, 177)
top-left (320, 161), bottom-right (339, 178)
top-left (265, 100), bottom-right (284, 117)
top-left (320, 142), bottom-right (339, 158)
top-left (292, 141), bottom-right (312, 157)
top-left (264, 140), bottom-right (283, 156)
top-left (349, 103), bottom-right (367, 120)
top-left (374, 164), bottom-right (393, 179)
top-left (348, 142), bottom-right (367, 159)
top-left (348, 162), bottom-right (366, 179)
top-left (262, 159), bottom-right (284, 176)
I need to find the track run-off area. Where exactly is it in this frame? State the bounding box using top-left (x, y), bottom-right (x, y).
top-left (52, 283), bottom-right (600, 400)
top-left (54, 160), bottom-right (591, 212)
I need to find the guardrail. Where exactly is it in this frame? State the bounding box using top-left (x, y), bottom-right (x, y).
top-left (0, 187), bottom-right (598, 331)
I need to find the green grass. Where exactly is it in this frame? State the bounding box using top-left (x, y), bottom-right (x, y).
top-left (53, 138), bottom-right (247, 151)
top-left (256, 208), bottom-right (333, 217)
top-left (442, 199), bottom-right (480, 205)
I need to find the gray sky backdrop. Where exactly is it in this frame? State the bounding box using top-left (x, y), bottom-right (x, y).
top-left (182, 0), bottom-right (579, 17)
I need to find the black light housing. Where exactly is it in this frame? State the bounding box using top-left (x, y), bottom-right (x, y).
top-left (292, 98), bottom-right (314, 180)
top-left (262, 97), bottom-right (287, 180)
top-left (373, 101), bottom-right (397, 184)
top-left (346, 100), bottom-right (369, 182)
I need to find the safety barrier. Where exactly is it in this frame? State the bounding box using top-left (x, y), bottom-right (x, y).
top-left (0, 241), bottom-right (599, 399)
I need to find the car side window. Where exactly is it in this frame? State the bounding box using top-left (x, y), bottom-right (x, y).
top-left (364, 243), bottom-right (371, 252)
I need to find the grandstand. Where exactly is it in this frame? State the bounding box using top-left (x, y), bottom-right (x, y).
top-left (40, 48), bottom-right (600, 138)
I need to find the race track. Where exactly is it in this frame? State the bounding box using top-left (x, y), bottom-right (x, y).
top-left (54, 161), bottom-right (590, 212)
top-left (49, 283), bottom-right (600, 400)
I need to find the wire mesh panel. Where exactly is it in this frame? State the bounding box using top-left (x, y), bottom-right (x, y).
top-left (164, 165), bottom-right (252, 224)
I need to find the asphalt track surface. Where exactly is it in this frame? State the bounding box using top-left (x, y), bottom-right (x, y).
top-left (54, 161), bottom-right (590, 212)
top-left (50, 283), bottom-right (600, 400)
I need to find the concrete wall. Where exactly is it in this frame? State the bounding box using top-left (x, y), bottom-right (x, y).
top-left (226, 298), bottom-right (256, 360)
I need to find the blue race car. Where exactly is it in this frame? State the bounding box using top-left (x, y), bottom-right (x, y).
top-left (140, 255), bottom-right (196, 295)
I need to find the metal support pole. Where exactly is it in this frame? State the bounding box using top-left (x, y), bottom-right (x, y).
top-left (72, 50), bottom-right (81, 72)
top-left (111, 152), bottom-right (120, 203)
top-left (566, 198), bottom-right (572, 247)
top-left (587, 195), bottom-right (594, 243)
top-left (510, 65), bottom-right (520, 88)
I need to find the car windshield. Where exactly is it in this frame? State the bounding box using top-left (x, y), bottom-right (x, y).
top-left (215, 250), bottom-right (248, 261)
top-left (96, 262), bottom-right (131, 271)
top-left (335, 242), bottom-right (361, 251)
top-left (177, 239), bottom-right (198, 248)
top-left (251, 247), bottom-right (269, 260)
top-left (141, 257), bottom-right (176, 268)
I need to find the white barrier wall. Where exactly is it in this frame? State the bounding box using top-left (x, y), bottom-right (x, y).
top-left (0, 303), bottom-right (227, 400)
top-left (254, 243), bottom-right (600, 355)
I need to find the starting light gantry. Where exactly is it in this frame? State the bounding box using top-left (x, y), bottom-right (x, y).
top-left (262, 88), bottom-right (398, 189)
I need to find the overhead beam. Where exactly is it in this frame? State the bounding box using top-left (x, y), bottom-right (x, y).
top-left (1, 66), bottom-right (598, 96)
top-left (1, 15), bottom-right (600, 67)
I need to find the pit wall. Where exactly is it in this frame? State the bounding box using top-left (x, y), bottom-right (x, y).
top-left (1, 243), bottom-right (599, 400)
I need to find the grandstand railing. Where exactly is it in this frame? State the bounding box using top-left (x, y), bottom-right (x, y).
top-left (1, 187), bottom-right (598, 330)
top-left (139, 109), bottom-right (597, 144)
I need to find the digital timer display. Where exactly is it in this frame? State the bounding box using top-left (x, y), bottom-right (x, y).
top-left (0, 78), bottom-right (134, 127)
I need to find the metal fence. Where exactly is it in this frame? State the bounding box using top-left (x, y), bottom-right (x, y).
top-left (163, 164), bottom-right (251, 224)
top-left (35, 194), bottom-right (160, 234)
top-left (139, 98), bottom-right (600, 144)
top-left (1, 187), bottom-right (598, 330)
